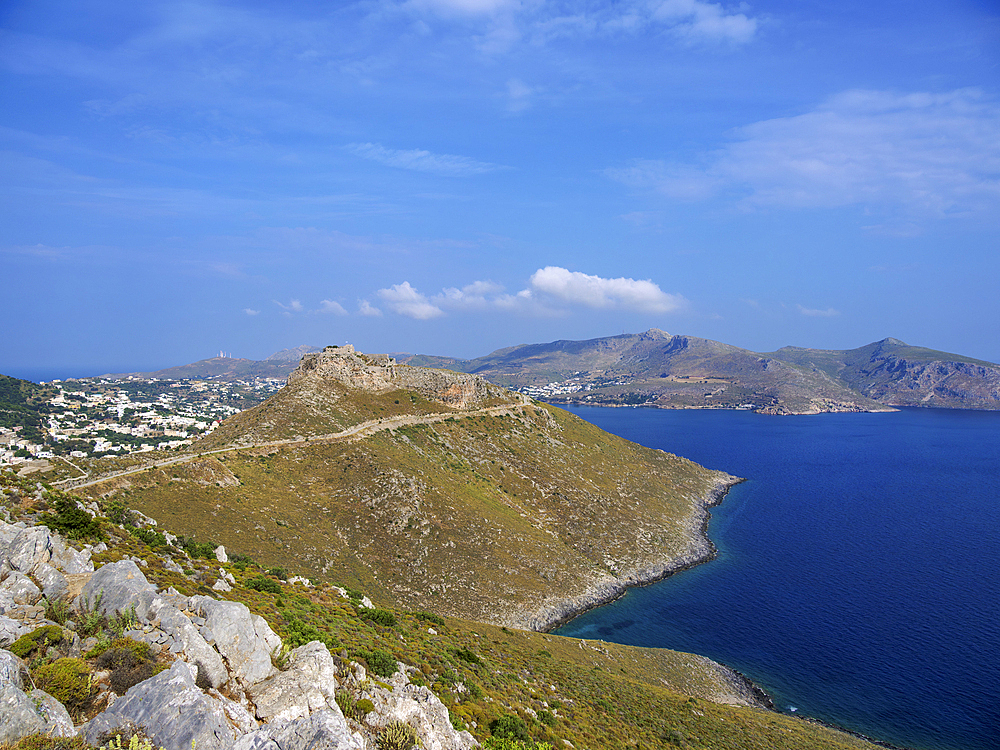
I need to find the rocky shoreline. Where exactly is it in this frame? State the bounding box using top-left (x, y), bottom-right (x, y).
top-left (526, 473), bottom-right (744, 635)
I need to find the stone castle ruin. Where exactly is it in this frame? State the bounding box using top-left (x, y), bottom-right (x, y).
top-left (288, 345), bottom-right (502, 410)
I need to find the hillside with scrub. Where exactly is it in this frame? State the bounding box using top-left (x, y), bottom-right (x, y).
top-left (2, 468), bottom-right (882, 750)
top-left (74, 346), bottom-right (739, 631)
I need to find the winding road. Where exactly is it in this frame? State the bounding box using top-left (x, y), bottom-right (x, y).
top-left (57, 396), bottom-right (533, 491)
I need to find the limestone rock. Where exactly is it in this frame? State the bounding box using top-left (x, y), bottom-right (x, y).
top-left (0, 682), bottom-right (46, 743)
top-left (191, 596), bottom-right (281, 688)
top-left (0, 649), bottom-right (28, 688)
top-left (215, 545), bottom-right (228, 563)
top-left (232, 709), bottom-right (363, 750)
top-left (81, 559), bottom-right (158, 621)
top-left (30, 688), bottom-right (76, 737)
top-left (366, 672), bottom-right (478, 750)
top-left (0, 616), bottom-right (29, 646)
top-left (212, 578), bottom-right (232, 592)
top-left (248, 641), bottom-right (340, 723)
top-left (1, 572), bottom-right (42, 605)
top-left (35, 562), bottom-right (69, 601)
top-left (2, 526), bottom-right (54, 577)
top-left (152, 603), bottom-right (228, 689)
top-left (83, 661), bottom-right (236, 750)
top-left (50, 541), bottom-right (94, 575)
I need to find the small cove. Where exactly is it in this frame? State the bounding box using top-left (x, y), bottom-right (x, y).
top-left (554, 406), bottom-right (1000, 750)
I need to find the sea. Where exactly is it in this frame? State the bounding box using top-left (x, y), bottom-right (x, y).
top-left (553, 405), bottom-right (1000, 750)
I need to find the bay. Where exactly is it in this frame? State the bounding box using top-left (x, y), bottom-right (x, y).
top-left (554, 406), bottom-right (1000, 750)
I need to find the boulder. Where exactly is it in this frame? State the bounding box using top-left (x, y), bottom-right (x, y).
top-left (35, 562), bottom-right (69, 601)
top-left (0, 682), bottom-right (46, 743)
top-left (30, 688), bottom-right (76, 737)
top-left (232, 710), bottom-right (363, 750)
top-left (50, 539), bottom-right (94, 575)
top-left (83, 660), bottom-right (236, 750)
top-left (81, 560), bottom-right (158, 621)
top-left (0, 590), bottom-right (16, 615)
top-left (249, 641), bottom-right (340, 723)
top-left (0, 616), bottom-right (29, 646)
top-left (215, 545), bottom-right (228, 563)
top-left (1, 572), bottom-right (42, 605)
top-left (367, 673), bottom-right (478, 750)
top-left (2, 526), bottom-right (54, 576)
top-left (0, 649), bottom-right (28, 688)
top-left (191, 596), bottom-right (281, 688)
top-left (152, 604), bottom-right (228, 690)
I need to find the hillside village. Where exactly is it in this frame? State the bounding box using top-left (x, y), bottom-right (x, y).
top-left (1, 377), bottom-right (283, 469)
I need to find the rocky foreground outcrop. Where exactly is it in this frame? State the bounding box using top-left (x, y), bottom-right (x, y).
top-left (0, 518), bottom-right (477, 750)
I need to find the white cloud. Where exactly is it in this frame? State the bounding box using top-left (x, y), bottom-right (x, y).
top-left (377, 281), bottom-right (445, 319)
top-left (436, 280), bottom-right (505, 310)
top-left (274, 299), bottom-right (304, 313)
top-left (318, 299), bottom-right (348, 315)
top-left (243, 308), bottom-right (260, 316)
top-left (358, 299), bottom-right (384, 317)
top-left (345, 143), bottom-right (502, 176)
top-left (408, 0), bottom-right (517, 15)
top-left (528, 266), bottom-right (686, 313)
top-left (372, 268), bottom-right (685, 319)
top-left (650, 0), bottom-right (757, 44)
top-left (611, 88), bottom-right (1000, 220)
top-left (798, 305), bottom-right (840, 318)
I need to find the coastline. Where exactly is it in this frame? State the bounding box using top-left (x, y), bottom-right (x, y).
top-left (522, 473), bottom-right (744, 634)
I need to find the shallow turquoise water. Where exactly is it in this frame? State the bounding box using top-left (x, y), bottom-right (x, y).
top-left (554, 406), bottom-right (1000, 750)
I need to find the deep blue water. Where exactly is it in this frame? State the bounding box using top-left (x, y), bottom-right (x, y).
top-left (554, 406), bottom-right (1000, 750)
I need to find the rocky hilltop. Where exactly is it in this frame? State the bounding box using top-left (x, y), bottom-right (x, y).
top-left (290, 346), bottom-right (505, 411)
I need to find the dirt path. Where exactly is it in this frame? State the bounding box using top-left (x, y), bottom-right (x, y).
top-left (62, 397), bottom-right (532, 491)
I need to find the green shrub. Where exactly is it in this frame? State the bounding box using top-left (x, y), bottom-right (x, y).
top-left (109, 605), bottom-right (139, 637)
top-left (33, 658), bottom-right (92, 713)
top-left (490, 715), bottom-right (530, 742)
top-left (267, 566), bottom-right (288, 580)
top-left (537, 710), bottom-right (556, 727)
top-left (413, 611), bottom-right (445, 627)
top-left (377, 720), bottom-right (418, 750)
top-left (229, 553), bottom-right (255, 570)
top-left (246, 576), bottom-right (282, 594)
top-left (467, 682), bottom-right (484, 700)
top-left (451, 647), bottom-right (480, 665)
top-left (284, 617), bottom-right (338, 650)
top-left (178, 536), bottom-right (216, 559)
top-left (42, 596), bottom-right (71, 625)
top-left (100, 497), bottom-right (133, 525)
top-left (37, 494), bottom-right (102, 541)
top-left (127, 526), bottom-right (167, 549)
top-left (360, 608), bottom-right (397, 627)
top-left (95, 640), bottom-right (156, 695)
top-left (355, 698), bottom-right (374, 716)
top-left (482, 739), bottom-right (553, 750)
top-left (356, 648), bottom-right (397, 678)
top-left (9, 624), bottom-right (63, 658)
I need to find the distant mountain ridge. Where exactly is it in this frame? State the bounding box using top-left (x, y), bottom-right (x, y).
top-left (93, 334), bottom-right (1000, 413)
top-left (405, 330), bottom-right (1000, 414)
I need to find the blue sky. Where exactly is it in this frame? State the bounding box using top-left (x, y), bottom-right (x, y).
top-left (2, 0), bottom-right (999, 377)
